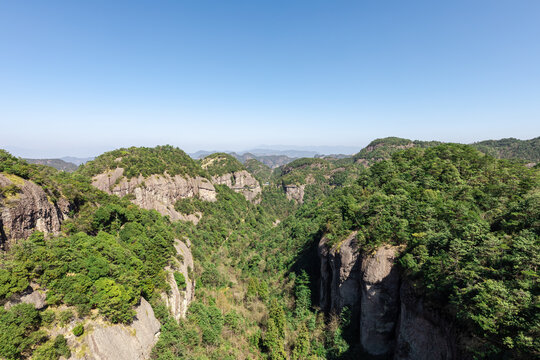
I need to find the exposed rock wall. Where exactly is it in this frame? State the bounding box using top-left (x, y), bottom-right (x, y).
top-left (0, 174), bottom-right (70, 250)
top-left (360, 245), bottom-right (401, 355)
top-left (212, 170), bottom-right (262, 203)
top-left (91, 168), bottom-right (216, 222)
top-left (69, 298), bottom-right (160, 360)
top-left (318, 234), bottom-right (460, 359)
top-left (162, 239), bottom-right (195, 320)
top-left (394, 282), bottom-right (458, 360)
top-left (284, 184), bottom-right (305, 204)
top-left (318, 232), bottom-right (362, 321)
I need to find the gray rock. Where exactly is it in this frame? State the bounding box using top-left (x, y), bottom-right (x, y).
top-left (393, 282), bottom-right (458, 360)
top-left (91, 168), bottom-right (217, 222)
top-left (360, 245), bottom-right (401, 355)
top-left (318, 232), bottom-right (362, 319)
top-left (4, 283), bottom-right (47, 310)
top-left (212, 170), bottom-right (262, 203)
top-left (318, 234), bottom-right (461, 359)
top-left (0, 174), bottom-right (70, 250)
top-left (73, 298), bottom-right (160, 360)
top-left (284, 184), bottom-right (305, 204)
top-left (162, 239), bottom-right (195, 320)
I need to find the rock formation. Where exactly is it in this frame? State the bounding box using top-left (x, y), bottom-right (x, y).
top-left (0, 174), bottom-right (70, 250)
top-left (3, 282), bottom-right (47, 310)
top-left (162, 239), bottom-right (195, 320)
top-left (69, 298), bottom-right (160, 360)
top-left (318, 233), bottom-right (460, 359)
top-left (284, 184), bottom-right (305, 204)
top-left (91, 168), bottom-right (216, 221)
top-left (211, 170), bottom-right (262, 204)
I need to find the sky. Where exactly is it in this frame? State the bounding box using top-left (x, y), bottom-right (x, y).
top-left (1, 0), bottom-right (539, 157)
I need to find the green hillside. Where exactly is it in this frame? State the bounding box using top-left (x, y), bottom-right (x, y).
top-left (472, 137), bottom-right (540, 163)
top-left (78, 145), bottom-right (206, 179)
top-left (200, 152), bottom-right (246, 177)
top-left (244, 158), bottom-right (272, 183)
top-left (1, 142), bottom-right (539, 359)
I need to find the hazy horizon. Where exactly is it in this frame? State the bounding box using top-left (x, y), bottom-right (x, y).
top-left (1, 1), bottom-right (539, 158)
top-left (3, 135), bottom-right (538, 159)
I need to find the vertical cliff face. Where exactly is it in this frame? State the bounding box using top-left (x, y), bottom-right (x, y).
top-left (318, 233), bottom-right (460, 359)
top-left (162, 239), bottom-right (195, 321)
top-left (0, 174), bottom-right (70, 250)
top-left (68, 298), bottom-right (161, 360)
top-left (360, 245), bottom-right (402, 356)
top-left (211, 170), bottom-right (262, 203)
top-left (284, 184), bottom-right (305, 204)
top-left (318, 232), bottom-right (362, 321)
top-left (91, 168), bottom-right (216, 222)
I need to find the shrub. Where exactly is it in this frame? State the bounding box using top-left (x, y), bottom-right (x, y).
top-left (72, 323), bottom-right (84, 336)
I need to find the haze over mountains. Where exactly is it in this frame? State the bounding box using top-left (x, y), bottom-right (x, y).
top-left (1, 137), bottom-right (538, 359)
top-left (19, 136), bottom-right (540, 172)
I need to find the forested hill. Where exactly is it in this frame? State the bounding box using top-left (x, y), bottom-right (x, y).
top-left (471, 137), bottom-right (540, 163)
top-left (1, 141), bottom-right (539, 360)
top-left (78, 145), bottom-right (207, 179)
top-left (353, 136), bottom-right (540, 165)
top-left (200, 153), bottom-right (246, 177)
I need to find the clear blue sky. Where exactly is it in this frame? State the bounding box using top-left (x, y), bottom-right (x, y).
top-left (1, 0), bottom-right (539, 157)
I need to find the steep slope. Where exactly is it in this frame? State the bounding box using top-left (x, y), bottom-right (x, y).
top-left (201, 153), bottom-right (262, 203)
top-left (471, 136), bottom-right (540, 163)
top-left (80, 146), bottom-right (217, 222)
top-left (0, 173), bottom-right (70, 250)
top-left (0, 149), bottom-right (197, 360)
top-left (313, 144), bottom-right (539, 358)
top-left (244, 158), bottom-right (272, 184)
top-left (275, 157), bottom-right (360, 204)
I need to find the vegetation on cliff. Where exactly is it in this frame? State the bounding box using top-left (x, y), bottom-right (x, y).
top-left (200, 153), bottom-right (246, 177)
top-left (1, 141), bottom-right (539, 359)
top-left (314, 144), bottom-right (540, 357)
top-left (78, 145), bottom-right (207, 179)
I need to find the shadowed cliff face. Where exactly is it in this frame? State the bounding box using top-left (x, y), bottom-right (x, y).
top-left (0, 174), bottom-right (71, 250)
top-left (318, 233), bottom-right (460, 360)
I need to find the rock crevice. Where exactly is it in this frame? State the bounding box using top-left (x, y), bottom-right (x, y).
top-left (318, 233), bottom-right (460, 359)
top-left (0, 174), bottom-right (71, 250)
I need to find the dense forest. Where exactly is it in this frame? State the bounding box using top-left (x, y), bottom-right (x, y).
top-left (0, 140), bottom-right (538, 360)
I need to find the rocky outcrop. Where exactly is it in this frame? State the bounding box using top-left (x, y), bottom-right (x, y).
top-left (394, 282), bottom-right (458, 360)
top-left (212, 170), bottom-right (262, 203)
top-left (0, 174), bottom-right (70, 250)
top-left (91, 168), bottom-right (216, 222)
top-left (318, 232), bottom-right (362, 319)
top-left (4, 282), bottom-right (47, 310)
top-left (162, 239), bottom-right (195, 321)
top-left (360, 245), bottom-right (401, 355)
top-left (318, 233), bottom-right (460, 359)
top-left (284, 184), bottom-right (305, 204)
top-left (69, 298), bottom-right (160, 360)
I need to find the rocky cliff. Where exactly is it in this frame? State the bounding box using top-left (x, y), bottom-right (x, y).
top-left (318, 233), bottom-right (460, 359)
top-left (284, 184), bottom-right (305, 204)
top-left (68, 298), bottom-right (160, 360)
top-left (0, 173), bottom-right (70, 250)
top-left (211, 170), bottom-right (262, 203)
top-left (162, 239), bottom-right (195, 320)
top-left (91, 168), bottom-right (216, 221)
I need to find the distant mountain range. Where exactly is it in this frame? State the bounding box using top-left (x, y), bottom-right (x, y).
top-left (17, 137), bottom-right (540, 173)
